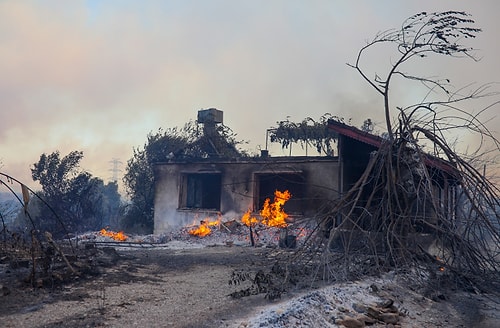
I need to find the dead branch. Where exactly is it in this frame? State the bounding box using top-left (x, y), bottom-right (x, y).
top-left (266, 10), bottom-right (500, 297)
top-left (44, 231), bottom-right (78, 275)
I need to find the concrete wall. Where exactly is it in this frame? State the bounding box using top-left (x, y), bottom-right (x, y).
top-left (153, 157), bottom-right (340, 234)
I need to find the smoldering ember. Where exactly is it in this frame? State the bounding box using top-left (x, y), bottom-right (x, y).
top-left (1, 11), bottom-right (500, 328)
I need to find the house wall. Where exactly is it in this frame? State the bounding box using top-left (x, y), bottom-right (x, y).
top-left (153, 157), bottom-right (340, 234)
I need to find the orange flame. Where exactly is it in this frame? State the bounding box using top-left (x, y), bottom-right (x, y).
top-left (239, 190), bottom-right (292, 228)
top-left (188, 217), bottom-right (221, 237)
top-left (260, 190), bottom-right (291, 228)
top-left (100, 228), bottom-right (128, 241)
top-left (241, 209), bottom-right (259, 227)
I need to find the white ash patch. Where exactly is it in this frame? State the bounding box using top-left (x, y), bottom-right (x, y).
top-left (232, 280), bottom-right (384, 328)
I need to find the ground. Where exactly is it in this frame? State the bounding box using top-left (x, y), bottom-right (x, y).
top-left (1, 241), bottom-right (499, 328)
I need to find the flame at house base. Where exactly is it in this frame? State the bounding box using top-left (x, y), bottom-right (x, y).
top-left (188, 217), bottom-right (221, 237)
top-left (188, 190), bottom-right (291, 238)
top-left (100, 228), bottom-right (128, 241)
top-left (260, 190), bottom-right (291, 228)
top-left (241, 190), bottom-right (292, 228)
top-left (241, 210), bottom-right (259, 226)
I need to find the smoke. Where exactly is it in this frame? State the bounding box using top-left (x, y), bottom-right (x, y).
top-left (0, 0), bottom-right (498, 189)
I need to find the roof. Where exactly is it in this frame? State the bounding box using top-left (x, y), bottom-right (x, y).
top-left (327, 119), bottom-right (383, 148)
top-left (153, 155), bottom-right (338, 166)
top-left (327, 119), bottom-right (459, 178)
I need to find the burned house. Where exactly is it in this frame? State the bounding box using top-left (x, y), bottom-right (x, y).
top-left (152, 109), bottom-right (338, 234)
top-left (152, 110), bottom-right (459, 234)
top-left (153, 156), bottom-right (341, 234)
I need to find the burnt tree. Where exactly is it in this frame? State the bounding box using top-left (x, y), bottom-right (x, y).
top-left (274, 11), bottom-right (500, 298)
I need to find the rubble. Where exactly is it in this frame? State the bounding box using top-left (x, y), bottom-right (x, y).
top-left (0, 218), bottom-right (311, 293)
top-left (230, 275), bottom-right (496, 328)
top-left (75, 219), bottom-right (311, 250)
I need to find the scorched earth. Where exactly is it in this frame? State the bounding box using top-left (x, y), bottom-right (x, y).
top-left (1, 225), bottom-right (499, 328)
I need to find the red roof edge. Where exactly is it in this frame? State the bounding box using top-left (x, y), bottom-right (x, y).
top-left (327, 119), bottom-right (458, 178)
top-left (327, 119), bottom-right (383, 148)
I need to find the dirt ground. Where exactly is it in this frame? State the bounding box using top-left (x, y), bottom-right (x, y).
top-left (1, 244), bottom-right (289, 328)
top-left (1, 244), bottom-right (499, 328)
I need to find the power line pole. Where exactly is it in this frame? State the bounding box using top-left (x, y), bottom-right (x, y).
top-left (109, 158), bottom-right (123, 183)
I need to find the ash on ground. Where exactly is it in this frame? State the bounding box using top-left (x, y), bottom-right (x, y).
top-left (76, 219), bottom-right (312, 250)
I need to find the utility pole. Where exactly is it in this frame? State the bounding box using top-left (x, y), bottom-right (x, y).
top-left (109, 158), bottom-right (123, 183)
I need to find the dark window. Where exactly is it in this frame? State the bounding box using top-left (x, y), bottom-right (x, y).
top-left (181, 173), bottom-right (221, 210)
top-left (254, 173), bottom-right (305, 214)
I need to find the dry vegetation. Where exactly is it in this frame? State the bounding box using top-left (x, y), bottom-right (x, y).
top-left (255, 10), bottom-right (500, 304)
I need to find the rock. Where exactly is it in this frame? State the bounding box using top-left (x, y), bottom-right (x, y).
top-left (369, 283), bottom-right (379, 293)
top-left (352, 302), bottom-right (368, 313)
top-left (378, 298), bottom-right (394, 308)
top-left (367, 306), bottom-right (382, 319)
top-left (356, 314), bottom-right (377, 325)
top-left (387, 305), bottom-right (399, 313)
top-left (367, 303), bottom-right (401, 324)
top-left (379, 312), bottom-right (400, 324)
top-left (337, 316), bottom-right (365, 328)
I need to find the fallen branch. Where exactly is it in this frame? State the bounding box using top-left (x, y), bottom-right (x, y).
top-left (45, 231), bottom-right (78, 275)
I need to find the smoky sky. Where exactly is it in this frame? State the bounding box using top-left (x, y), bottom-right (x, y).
top-left (1, 0), bottom-right (499, 188)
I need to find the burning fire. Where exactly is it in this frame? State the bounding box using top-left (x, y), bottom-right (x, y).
top-left (100, 228), bottom-right (128, 241)
top-left (188, 217), bottom-right (221, 237)
top-left (241, 209), bottom-right (259, 227)
top-left (189, 190), bottom-right (291, 238)
top-left (240, 190), bottom-right (292, 228)
top-left (259, 190), bottom-right (291, 228)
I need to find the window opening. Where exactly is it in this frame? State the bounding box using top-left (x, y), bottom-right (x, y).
top-left (181, 173), bottom-right (221, 210)
top-left (254, 173), bottom-right (305, 214)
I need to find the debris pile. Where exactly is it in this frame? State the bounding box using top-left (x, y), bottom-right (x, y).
top-left (0, 218), bottom-right (312, 295)
top-left (0, 231), bottom-right (121, 290)
top-left (75, 219), bottom-right (311, 249)
top-left (75, 189), bottom-right (309, 249)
